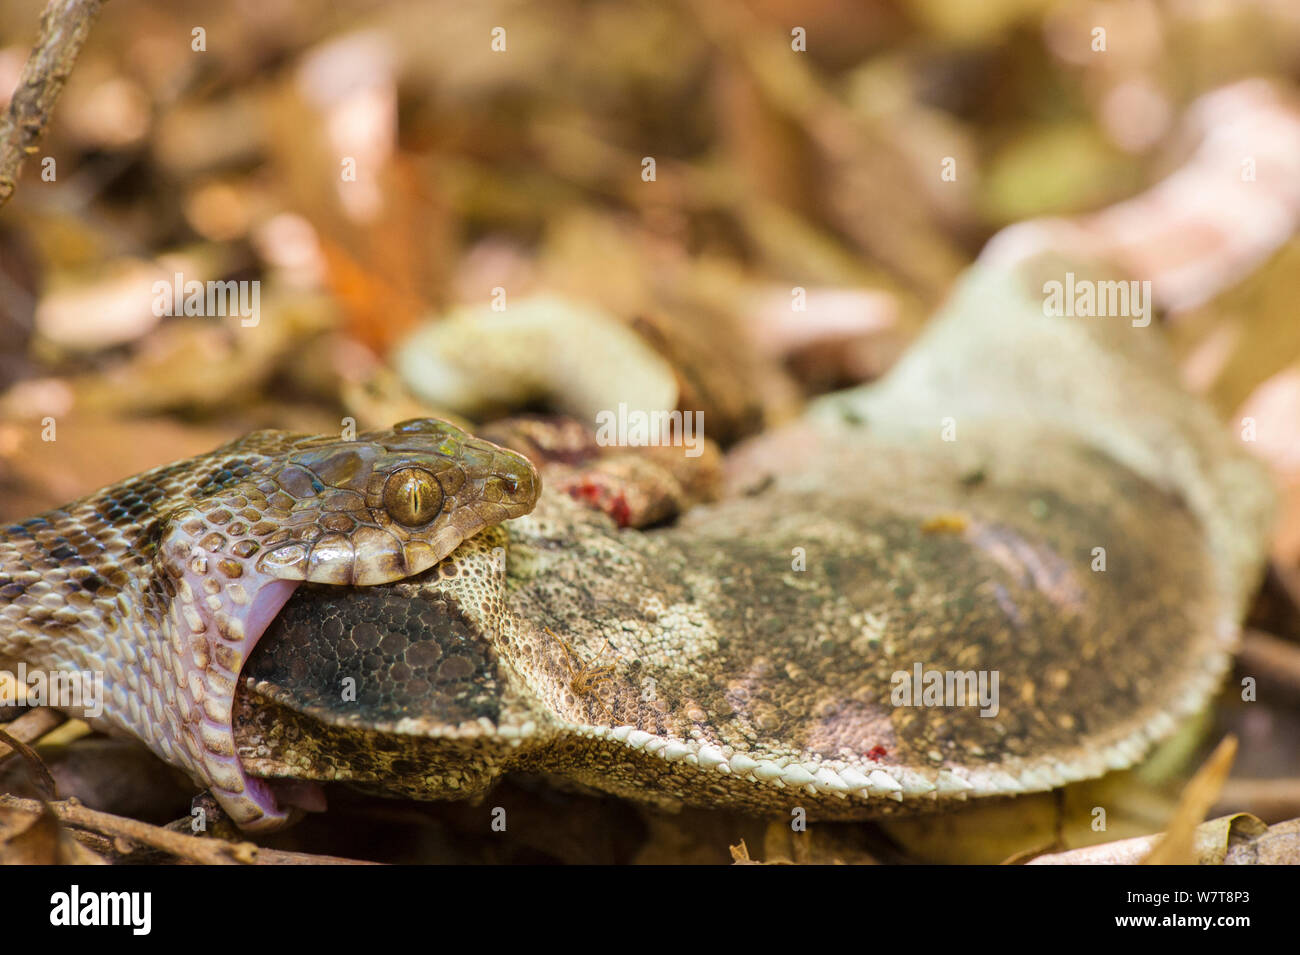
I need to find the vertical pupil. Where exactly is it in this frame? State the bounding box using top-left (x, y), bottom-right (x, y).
top-left (385, 468), bottom-right (441, 525)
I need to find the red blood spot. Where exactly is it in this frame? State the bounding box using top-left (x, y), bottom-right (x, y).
top-left (866, 744), bottom-right (887, 761)
top-left (566, 480), bottom-right (603, 506)
top-left (607, 492), bottom-right (632, 528)
top-left (564, 476), bottom-right (635, 528)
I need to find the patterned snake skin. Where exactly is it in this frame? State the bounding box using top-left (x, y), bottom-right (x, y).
top-left (0, 418), bottom-right (539, 829)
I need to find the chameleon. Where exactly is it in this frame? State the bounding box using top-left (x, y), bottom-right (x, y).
top-left (231, 252), bottom-right (1274, 824)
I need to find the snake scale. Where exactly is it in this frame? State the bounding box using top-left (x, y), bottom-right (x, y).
top-left (0, 419), bottom-right (539, 828)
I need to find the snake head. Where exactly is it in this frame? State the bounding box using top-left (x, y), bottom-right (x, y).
top-left (247, 417), bottom-right (540, 586)
top-left (148, 418), bottom-right (539, 828)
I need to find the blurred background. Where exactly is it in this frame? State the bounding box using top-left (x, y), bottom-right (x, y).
top-left (0, 0), bottom-right (1298, 501)
top-left (2, 0), bottom-right (1300, 861)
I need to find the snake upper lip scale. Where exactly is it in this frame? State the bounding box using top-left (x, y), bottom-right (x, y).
top-left (0, 417), bottom-right (540, 830)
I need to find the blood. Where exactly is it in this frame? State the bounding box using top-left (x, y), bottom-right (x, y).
top-left (866, 744), bottom-right (887, 761)
top-left (607, 492), bottom-right (632, 528)
top-left (565, 479), bottom-right (633, 528)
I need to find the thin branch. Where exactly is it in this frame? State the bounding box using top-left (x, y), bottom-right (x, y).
top-left (0, 706), bottom-right (65, 755)
top-left (1239, 628), bottom-right (1300, 694)
top-left (0, 726), bottom-right (57, 799)
top-left (0, 793), bottom-right (381, 864)
top-left (0, 792), bottom-right (256, 863)
top-left (0, 0), bottom-right (105, 209)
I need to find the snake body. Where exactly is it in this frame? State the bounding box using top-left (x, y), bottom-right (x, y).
top-left (0, 418), bottom-right (539, 828)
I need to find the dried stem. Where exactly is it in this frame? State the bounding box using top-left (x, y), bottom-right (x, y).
top-left (0, 792), bottom-right (378, 864)
top-left (1239, 629), bottom-right (1300, 693)
top-left (0, 706), bottom-right (65, 752)
top-left (0, 0), bottom-right (105, 209)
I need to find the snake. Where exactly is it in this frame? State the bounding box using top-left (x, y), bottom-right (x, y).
top-left (0, 418), bottom-right (539, 829)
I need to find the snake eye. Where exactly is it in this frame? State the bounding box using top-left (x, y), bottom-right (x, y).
top-left (383, 467), bottom-right (444, 527)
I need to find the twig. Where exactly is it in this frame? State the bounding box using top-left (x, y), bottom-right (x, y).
top-left (0, 726), bottom-right (57, 799)
top-left (0, 707), bottom-right (65, 750)
top-left (1213, 778), bottom-right (1300, 823)
top-left (0, 792), bottom-right (381, 864)
top-left (0, 0), bottom-right (105, 209)
top-left (1238, 629), bottom-right (1300, 694)
top-left (0, 792), bottom-right (258, 864)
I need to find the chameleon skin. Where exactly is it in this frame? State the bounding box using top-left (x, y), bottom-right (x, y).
top-left (236, 255), bottom-right (1273, 816)
top-left (238, 439), bottom-right (1229, 813)
top-left (0, 418), bottom-right (539, 829)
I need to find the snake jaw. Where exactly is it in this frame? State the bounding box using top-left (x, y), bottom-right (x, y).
top-left (176, 573), bottom-right (301, 829)
top-left (127, 419), bottom-right (539, 829)
top-left (146, 515), bottom-right (304, 828)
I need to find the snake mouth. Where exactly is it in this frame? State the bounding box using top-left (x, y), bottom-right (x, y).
top-left (170, 571), bottom-right (304, 830)
top-left (215, 532), bottom-right (500, 824)
top-left (162, 422), bottom-right (539, 828)
top-left (245, 579), bottom-right (303, 647)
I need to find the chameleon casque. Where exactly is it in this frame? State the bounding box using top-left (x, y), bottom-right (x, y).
top-left (226, 252), bottom-right (1273, 826)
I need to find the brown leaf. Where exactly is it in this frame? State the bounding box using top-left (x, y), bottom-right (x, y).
top-left (1142, 735), bottom-right (1237, 863)
top-left (0, 803), bottom-right (106, 865)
